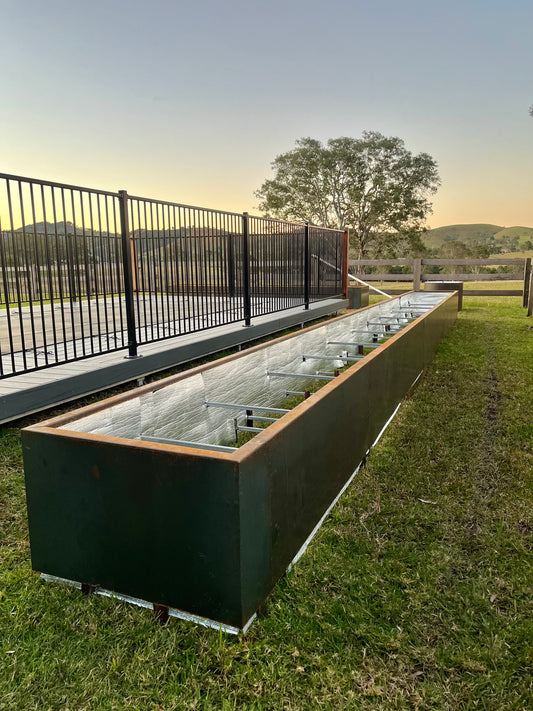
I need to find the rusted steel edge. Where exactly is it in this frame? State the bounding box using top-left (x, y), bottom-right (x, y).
top-left (24, 291), bottom-right (459, 463)
top-left (27, 294), bottom-right (390, 428)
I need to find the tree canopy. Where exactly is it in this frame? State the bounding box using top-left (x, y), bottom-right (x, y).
top-left (255, 133), bottom-right (440, 258)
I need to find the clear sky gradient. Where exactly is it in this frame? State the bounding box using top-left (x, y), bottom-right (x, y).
top-left (2, 0), bottom-right (532, 228)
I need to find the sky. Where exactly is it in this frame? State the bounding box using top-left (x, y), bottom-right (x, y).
top-left (1, 0), bottom-right (532, 229)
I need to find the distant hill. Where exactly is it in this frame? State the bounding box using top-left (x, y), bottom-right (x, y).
top-left (13, 221), bottom-right (116, 237)
top-left (493, 226), bottom-right (533, 241)
top-left (424, 224), bottom-right (502, 248)
top-left (424, 224), bottom-right (533, 253)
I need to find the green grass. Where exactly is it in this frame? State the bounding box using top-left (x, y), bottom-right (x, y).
top-left (490, 250), bottom-right (533, 261)
top-left (1, 298), bottom-right (532, 710)
top-left (364, 281), bottom-right (524, 293)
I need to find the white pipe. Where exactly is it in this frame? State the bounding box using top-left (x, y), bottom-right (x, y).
top-left (347, 273), bottom-right (392, 299)
top-left (311, 253), bottom-right (393, 299)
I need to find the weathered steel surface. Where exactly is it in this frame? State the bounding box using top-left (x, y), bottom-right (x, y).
top-left (347, 285), bottom-right (369, 309)
top-left (236, 293), bottom-right (458, 623)
top-left (23, 431), bottom-right (243, 625)
top-left (425, 281), bottom-right (463, 310)
top-left (23, 292), bottom-right (458, 630)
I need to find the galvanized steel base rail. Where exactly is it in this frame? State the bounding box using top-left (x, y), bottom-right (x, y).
top-left (0, 172), bottom-right (347, 378)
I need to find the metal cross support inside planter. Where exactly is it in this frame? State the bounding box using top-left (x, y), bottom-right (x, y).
top-left (22, 290), bottom-right (459, 633)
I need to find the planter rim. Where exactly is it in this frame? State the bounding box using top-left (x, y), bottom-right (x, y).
top-left (24, 290), bottom-right (458, 464)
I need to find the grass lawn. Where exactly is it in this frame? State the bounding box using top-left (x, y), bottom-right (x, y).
top-left (363, 281), bottom-right (524, 293)
top-left (0, 297), bottom-right (532, 710)
top-left (489, 251), bottom-right (533, 260)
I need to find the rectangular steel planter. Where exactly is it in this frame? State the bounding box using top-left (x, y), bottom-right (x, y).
top-left (22, 291), bottom-right (458, 631)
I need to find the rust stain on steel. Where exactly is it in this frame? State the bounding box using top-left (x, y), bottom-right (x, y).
top-left (25, 291), bottom-right (459, 466)
top-left (22, 291), bottom-right (458, 629)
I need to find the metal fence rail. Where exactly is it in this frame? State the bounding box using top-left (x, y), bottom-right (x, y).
top-left (248, 216), bottom-right (306, 319)
top-left (0, 174), bottom-right (127, 377)
top-left (0, 172), bottom-right (347, 378)
top-left (126, 194), bottom-right (246, 345)
top-left (309, 226), bottom-right (345, 300)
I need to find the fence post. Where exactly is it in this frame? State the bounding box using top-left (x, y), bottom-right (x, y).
top-left (413, 258), bottom-right (421, 291)
top-left (342, 228), bottom-right (349, 299)
top-left (304, 222), bottom-right (310, 309)
top-left (527, 269), bottom-right (533, 316)
top-left (118, 190), bottom-right (139, 358)
top-left (523, 258), bottom-right (530, 308)
top-left (242, 212), bottom-right (251, 326)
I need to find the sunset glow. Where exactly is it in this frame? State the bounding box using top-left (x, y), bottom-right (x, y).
top-left (2, 0), bottom-right (532, 230)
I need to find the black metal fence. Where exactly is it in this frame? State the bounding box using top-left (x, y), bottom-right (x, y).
top-left (0, 173), bottom-right (347, 378)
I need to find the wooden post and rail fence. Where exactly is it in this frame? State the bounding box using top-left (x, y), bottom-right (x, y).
top-left (349, 257), bottom-right (533, 314)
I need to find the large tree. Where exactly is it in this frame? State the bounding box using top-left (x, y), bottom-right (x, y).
top-left (255, 133), bottom-right (440, 259)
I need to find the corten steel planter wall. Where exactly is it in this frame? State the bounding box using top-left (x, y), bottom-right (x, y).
top-left (23, 291), bottom-right (458, 631)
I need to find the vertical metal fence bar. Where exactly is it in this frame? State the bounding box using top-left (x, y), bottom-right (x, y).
top-left (0, 228), bottom-right (15, 375)
top-left (214, 211), bottom-right (223, 322)
top-left (94, 195), bottom-right (109, 351)
top-left (104, 197), bottom-right (117, 348)
top-left (171, 205), bottom-right (183, 334)
top-left (19, 182), bottom-right (39, 368)
top-left (178, 206), bottom-right (191, 332)
top-left (147, 202), bottom-right (157, 341)
top-left (118, 190), bottom-right (138, 358)
top-left (220, 214), bottom-right (228, 321)
top-left (7, 181), bottom-right (28, 371)
top-left (155, 203), bottom-right (165, 338)
top-left (61, 188), bottom-right (76, 305)
top-left (160, 205), bottom-right (171, 336)
top-left (201, 209), bottom-right (209, 328)
top-left (304, 222), bottom-right (310, 309)
top-left (164, 204), bottom-right (176, 335)
top-left (164, 204), bottom-right (173, 333)
top-left (242, 212), bottom-right (251, 326)
top-left (88, 194), bottom-right (103, 352)
top-left (135, 200), bottom-right (147, 343)
top-left (62, 189), bottom-right (78, 359)
top-left (158, 204), bottom-right (167, 337)
top-left (186, 207), bottom-right (196, 332)
top-left (50, 187), bottom-right (68, 361)
top-left (197, 210), bottom-right (206, 329)
top-left (111, 196), bottom-right (125, 348)
top-left (227, 220), bottom-right (236, 301)
top-left (195, 209), bottom-right (204, 330)
top-left (40, 185), bottom-right (59, 363)
top-left (79, 192), bottom-right (95, 354)
top-left (71, 191), bottom-right (87, 356)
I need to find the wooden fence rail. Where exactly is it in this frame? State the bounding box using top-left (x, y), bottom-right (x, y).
top-left (348, 257), bottom-right (532, 301)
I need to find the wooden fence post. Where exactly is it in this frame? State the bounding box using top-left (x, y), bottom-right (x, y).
top-left (523, 257), bottom-right (531, 309)
top-left (527, 269), bottom-right (533, 316)
top-left (413, 258), bottom-right (421, 291)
